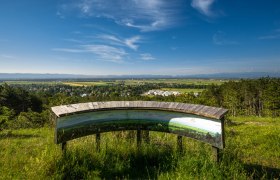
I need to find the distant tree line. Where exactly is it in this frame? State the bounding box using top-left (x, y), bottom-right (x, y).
top-left (1, 77), bottom-right (280, 129)
top-left (197, 77), bottom-right (280, 117)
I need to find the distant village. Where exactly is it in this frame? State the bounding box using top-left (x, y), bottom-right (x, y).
top-left (143, 89), bottom-right (200, 97)
top-left (144, 90), bottom-right (181, 96)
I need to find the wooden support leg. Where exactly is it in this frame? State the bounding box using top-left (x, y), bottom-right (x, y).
top-left (61, 142), bottom-right (67, 152)
top-left (211, 146), bottom-right (220, 162)
top-left (177, 135), bottom-right (183, 153)
top-left (137, 129), bottom-right (142, 149)
top-left (96, 133), bottom-right (101, 152)
top-left (143, 130), bottom-right (150, 144)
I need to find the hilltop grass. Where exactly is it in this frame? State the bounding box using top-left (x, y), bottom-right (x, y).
top-left (0, 116), bottom-right (280, 179)
top-left (226, 116), bottom-right (280, 176)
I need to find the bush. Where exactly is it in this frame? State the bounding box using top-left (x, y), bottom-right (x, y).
top-left (9, 110), bottom-right (49, 129)
top-left (0, 106), bottom-right (15, 130)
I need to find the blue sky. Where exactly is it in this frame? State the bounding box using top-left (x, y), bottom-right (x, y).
top-left (0, 0), bottom-right (280, 75)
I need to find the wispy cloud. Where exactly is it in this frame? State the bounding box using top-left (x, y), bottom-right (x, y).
top-left (1, 54), bottom-right (16, 59)
top-left (55, 33), bottom-right (146, 63)
top-left (53, 45), bottom-right (127, 63)
top-left (59, 0), bottom-right (182, 31)
top-left (97, 35), bottom-right (141, 50)
top-left (83, 45), bottom-right (126, 63)
top-left (140, 53), bottom-right (155, 61)
top-left (213, 31), bottom-right (238, 45)
top-left (52, 48), bottom-right (84, 53)
top-left (64, 38), bottom-right (84, 44)
top-left (258, 35), bottom-right (280, 40)
top-left (191, 0), bottom-right (216, 17)
top-left (258, 29), bottom-right (280, 40)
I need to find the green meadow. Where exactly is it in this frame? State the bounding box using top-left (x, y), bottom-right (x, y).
top-left (1, 116), bottom-right (279, 179)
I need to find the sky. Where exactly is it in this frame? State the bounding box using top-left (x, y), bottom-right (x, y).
top-left (0, 0), bottom-right (280, 75)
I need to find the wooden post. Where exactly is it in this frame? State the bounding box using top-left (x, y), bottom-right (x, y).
top-left (96, 133), bottom-right (101, 152)
top-left (221, 117), bottom-right (225, 149)
top-left (137, 129), bottom-right (142, 148)
top-left (211, 146), bottom-right (220, 162)
top-left (61, 142), bottom-right (67, 152)
top-left (177, 135), bottom-right (183, 153)
top-left (143, 130), bottom-right (150, 144)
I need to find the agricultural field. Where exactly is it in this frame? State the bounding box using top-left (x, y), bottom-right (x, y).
top-left (0, 81), bottom-right (62, 86)
top-left (61, 79), bottom-right (227, 87)
top-left (0, 78), bottom-right (228, 86)
top-left (0, 116), bottom-right (279, 179)
top-left (122, 79), bottom-right (227, 86)
top-left (63, 81), bottom-right (115, 87)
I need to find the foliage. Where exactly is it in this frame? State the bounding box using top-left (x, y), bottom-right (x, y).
top-left (0, 106), bottom-right (15, 130)
top-left (0, 83), bottom-right (43, 114)
top-left (10, 110), bottom-right (49, 129)
top-left (197, 78), bottom-right (280, 116)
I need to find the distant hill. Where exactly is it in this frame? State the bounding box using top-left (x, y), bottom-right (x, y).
top-left (184, 72), bottom-right (280, 79)
top-left (0, 72), bottom-right (279, 80)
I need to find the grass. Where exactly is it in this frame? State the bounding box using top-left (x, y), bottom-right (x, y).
top-left (0, 116), bottom-right (280, 179)
top-left (226, 116), bottom-right (280, 177)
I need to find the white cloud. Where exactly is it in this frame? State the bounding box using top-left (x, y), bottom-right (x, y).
top-left (191, 0), bottom-right (215, 17)
top-left (53, 45), bottom-right (127, 63)
top-left (213, 31), bottom-right (238, 45)
top-left (59, 0), bottom-right (182, 31)
top-left (53, 48), bottom-right (85, 53)
top-left (140, 53), bottom-right (155, 61)
top-left (83, 45), bottom-right (126, 63)
top-left (54, 34), bottom-right (143, 63)
top-left (124, 36), bottom-right (141, 50)
top-left (97, 35), bottom-right (141, 50)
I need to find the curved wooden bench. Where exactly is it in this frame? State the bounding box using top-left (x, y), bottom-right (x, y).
top-left (51, 101), bottom-right (228, 161)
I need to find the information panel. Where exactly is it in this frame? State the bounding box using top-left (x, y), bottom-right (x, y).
top-left (55, 109), bottom-right (224, 148)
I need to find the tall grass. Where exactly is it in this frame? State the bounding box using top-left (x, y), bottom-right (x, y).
top-left (0, 116), bottom-right (279, 179)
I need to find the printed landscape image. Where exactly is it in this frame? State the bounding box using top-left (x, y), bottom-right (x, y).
top-left (1, 0), bottom-right (280, 179)
top-left (55, 109), bottom-right (223, 148)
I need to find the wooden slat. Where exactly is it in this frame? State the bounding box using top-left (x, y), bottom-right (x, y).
top-left (51, 101), bottom-right (228, 119)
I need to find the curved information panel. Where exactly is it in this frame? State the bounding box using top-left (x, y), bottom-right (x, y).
top-left (55, 109), bottom-right (224, 149)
